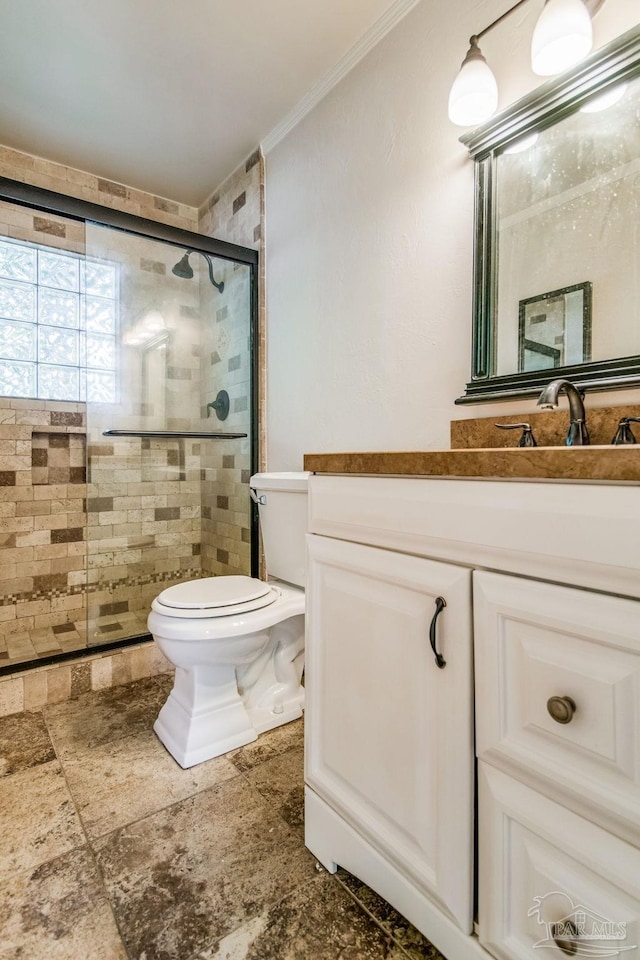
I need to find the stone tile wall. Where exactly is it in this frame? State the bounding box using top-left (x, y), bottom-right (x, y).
top-left (0, 399), bottom-right (87, 661)
top-left (83, 226), bottom-right (207, 639)
top-left (198, 149), bottom-right (265, 575)
top-left (0, 640), bottom-right (172, 717)
top-left (0, 145), bottom-right (198, 233)
top-left (0, 199), bottom-right (85, 253)
top-left (0, 143), bottom-right (263, 698)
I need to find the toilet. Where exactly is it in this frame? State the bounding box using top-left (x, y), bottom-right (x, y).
top-left (148, 471), bottom-right (310, 768)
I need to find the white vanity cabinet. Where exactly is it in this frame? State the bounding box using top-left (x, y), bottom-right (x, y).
top-left (304, 473), bottom-right (640, 960)
top-left (474, 570), bottom-right (640, 960)
top-left (305, 533), bottom-right (474, 933)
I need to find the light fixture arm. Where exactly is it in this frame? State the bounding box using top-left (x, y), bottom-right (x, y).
top-left (474, 0), bottom-right (531, 43)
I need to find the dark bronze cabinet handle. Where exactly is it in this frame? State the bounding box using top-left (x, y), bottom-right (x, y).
top-left (547, 696), bottom-right (576, 724)
top-left (429, 597), bottom-right (447, 669)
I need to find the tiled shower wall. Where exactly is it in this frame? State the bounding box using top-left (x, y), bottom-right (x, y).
top-left (0, 399), bottom-right (87, 663)
top-left (0, 189), bottom-right (211, 660)
top-left (84, 228), bottom-right (209, 639)
top-left (0, 142), bottom-right (265, 709)
top-left (198, 148), bottom-right (264, 575)
top-left (0, 144), bottom-right (198, 233)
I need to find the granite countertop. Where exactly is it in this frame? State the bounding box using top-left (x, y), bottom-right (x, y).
top-left (303, 446), bottom-right (640, 483)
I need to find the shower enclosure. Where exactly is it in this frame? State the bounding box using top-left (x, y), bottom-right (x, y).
top-left (0, 179), bottom-right (258, 672)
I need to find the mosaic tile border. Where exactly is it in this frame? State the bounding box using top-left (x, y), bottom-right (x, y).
top-left (1, 566), bottom-right (203, 607)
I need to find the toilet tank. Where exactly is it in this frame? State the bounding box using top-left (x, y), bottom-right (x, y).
top-left (250, 472), bottom-right (310, 587)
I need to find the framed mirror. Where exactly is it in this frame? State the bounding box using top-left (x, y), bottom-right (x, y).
top-left (457, 24), bottom-right (640, 403)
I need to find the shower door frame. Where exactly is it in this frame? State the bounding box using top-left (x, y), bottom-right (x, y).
top-left (0, 175), bottom-right (261, 623)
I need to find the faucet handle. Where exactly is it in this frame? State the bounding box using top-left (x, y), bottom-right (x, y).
top-left (494, 422), bottom-right (537, 447)
top-left (611, 417), bottom-right (640, 445)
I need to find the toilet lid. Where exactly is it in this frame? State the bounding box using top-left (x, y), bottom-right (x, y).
top-left (157, 576), bottom-right (273, 611)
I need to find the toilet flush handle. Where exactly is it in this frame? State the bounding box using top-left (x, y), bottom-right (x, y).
top-left (249, 489), bottom-right (267, 505)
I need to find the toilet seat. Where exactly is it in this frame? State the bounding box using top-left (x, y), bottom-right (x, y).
top-left (154, 576), bottom-right (280, 619)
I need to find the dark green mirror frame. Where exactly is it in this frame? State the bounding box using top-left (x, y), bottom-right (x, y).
top-left (457, 24), bottom-right (640, 404)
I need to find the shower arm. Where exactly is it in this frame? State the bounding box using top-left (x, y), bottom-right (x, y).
top-left (189, 250), bottom-right (225, 293)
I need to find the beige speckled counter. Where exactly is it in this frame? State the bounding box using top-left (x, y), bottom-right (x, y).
top-left (303, 446), bottom-right (640, 483)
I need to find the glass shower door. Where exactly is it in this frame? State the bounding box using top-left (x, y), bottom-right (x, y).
top-left (83, 222), bottom-right (254, 647)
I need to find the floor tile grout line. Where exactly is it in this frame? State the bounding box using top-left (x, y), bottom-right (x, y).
top-left (332, 870), bottom-right (432, 960)
top-left (41, 706), bottom-right (135, 960)
top-left (233, 753), bottom-right (306, 842)
top-left (53, 731), bottom-right (245, 844)
top-left (42, 691), bottom-right (301, 846)
top-left (181, 868), bottom-right (329, 960)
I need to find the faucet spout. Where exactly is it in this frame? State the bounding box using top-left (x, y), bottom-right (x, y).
top-left (536, 378), bottom-right (590, 446)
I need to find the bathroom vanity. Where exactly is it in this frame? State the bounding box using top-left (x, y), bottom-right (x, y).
top-left (303, 454), bottom-right (640, 960)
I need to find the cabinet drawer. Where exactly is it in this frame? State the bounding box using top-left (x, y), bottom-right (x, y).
top-left (479, 763), bottom-right (640, 960)
top-left (474, 571), bottom-right (640, 844)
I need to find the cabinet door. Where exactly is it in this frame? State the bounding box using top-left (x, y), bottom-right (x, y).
top-left (305, 534), bottom-right (474, 932)
top-left (479, 763), bottom-right (640, 960)
top-left (474, 570), bottom-right (640, 844)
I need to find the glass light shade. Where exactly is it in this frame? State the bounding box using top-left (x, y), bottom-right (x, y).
top-left (531, 0), bottom-right (593, 76)
top-left (448, 41), bottom-right (499, 126)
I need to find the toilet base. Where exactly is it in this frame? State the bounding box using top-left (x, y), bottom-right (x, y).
top-left (153, 665), bottom-right (259, 768)
top-left (248, 690), bottom-right (305, 735)
top-left (153, 696), bottom-right (257, 769)
top-left (149, 597), bottom-right (306, 768)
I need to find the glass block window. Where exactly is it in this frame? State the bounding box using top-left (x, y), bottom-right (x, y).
top-left (0, 238), bottom-right (118, 402)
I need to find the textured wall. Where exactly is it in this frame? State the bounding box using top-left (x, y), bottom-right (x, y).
top-left (264, 0), bottom-right (640, 470)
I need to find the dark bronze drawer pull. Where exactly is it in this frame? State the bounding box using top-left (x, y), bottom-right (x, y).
top-left (429, 597), bottom-right (447, 669)
top-left (551, 919), bottom-right (579, 955)
top-left (547, 696), bottom-right (576, 724)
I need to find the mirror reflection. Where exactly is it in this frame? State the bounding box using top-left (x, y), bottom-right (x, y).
top-left (495, 74), bottom-right (640, 377)
top-left (459, 26), bottom-right (640, 403)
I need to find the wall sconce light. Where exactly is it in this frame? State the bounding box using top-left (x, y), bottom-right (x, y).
top-left (448, 0), bottom-right (604, 126)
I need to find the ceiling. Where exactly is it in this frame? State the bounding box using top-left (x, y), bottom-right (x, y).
top-left (0, 0), bottom-right (403, 206)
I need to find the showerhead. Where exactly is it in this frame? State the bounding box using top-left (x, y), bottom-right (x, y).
top-left (171, 250), bottom-right (224, 293)
top-left (171, 253), bottom-right (194, 280)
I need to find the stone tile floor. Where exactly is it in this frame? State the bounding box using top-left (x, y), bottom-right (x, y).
top-left (0, 674), bottom-right (446, 960)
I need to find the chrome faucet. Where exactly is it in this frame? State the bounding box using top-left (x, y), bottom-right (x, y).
top-left (537, 378), bottom-right (590, 446)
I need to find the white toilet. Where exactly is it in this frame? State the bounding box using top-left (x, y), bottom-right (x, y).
top-left (148, 471), bottom-right (310, 768)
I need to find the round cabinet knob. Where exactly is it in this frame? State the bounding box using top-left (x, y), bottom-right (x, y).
top-left (547, 695), bottom-right (576, 724)
top-left (551, 920), bottom-right (579, 956)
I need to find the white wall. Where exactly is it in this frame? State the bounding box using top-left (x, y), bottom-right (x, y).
top-left (265, 0), bottom-right (640, 470)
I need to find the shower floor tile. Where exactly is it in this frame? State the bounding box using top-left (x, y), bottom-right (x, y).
top-left (0, 676), bottom-right (445, 960)
top-left (1, 610), bottom-right (150, 667)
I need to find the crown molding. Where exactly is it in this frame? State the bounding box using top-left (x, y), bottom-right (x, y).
top-left (261, 0), bottom-right (422, 154)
